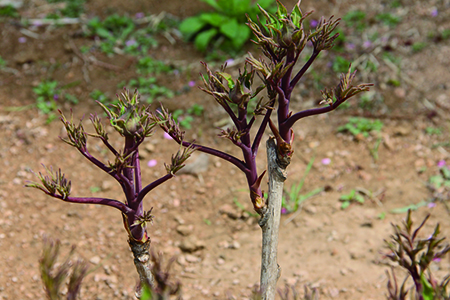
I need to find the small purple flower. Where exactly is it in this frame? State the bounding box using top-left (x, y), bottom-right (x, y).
top-left (135, 12), bottom-right (145, 19)
top-left (147, 159), bottom-right (157, 167)
top-left (428, 202), bottom-right (436, 208)
top-left (345, 43), bottom-right (356, 50)
top-left (125, 39), bottom-right (137, 47)
top-left (32, 20), bottom-right (43, 27)
top-left (188, 80), bottom-right (196, 87)
top-left (363, 41), bottom-right (372, 48)
top-left (321, 158), bottom-right (331, 165)
top-left (281, 207), bottom-right (288, 214)
top-left (431, 8), bottom-right (438, 17)
top-left (437, 160), bottom-right (446, 168)
top-left (18, 37), bottom-right (27, 43)
top-left (53, 94), bottom-right (59, 101)
top-left (310, 19), bottom-right (318, 28)
top-left (225, 58), bottom-right (235, 66)
top-left (163, 132), bottom-right (173, 140)
top-left (433, 257), bottom-right (442, 263)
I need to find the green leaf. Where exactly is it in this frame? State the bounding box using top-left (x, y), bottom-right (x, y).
top-left (179, 17), bottom-right (206, 37)
top-left (220, 19), bottom-right (239, 40)
top-left (199, 12), bottom-right (228, 27)
top-left (200, 0), bottom-right (222, 11)
top-left (420, 273), bottom-right (435, 300)
top-left (355, 194), bottom-right (365, 203)
top-left (194, 28), bottom-right (218, 51)
top-left (341, 201), bottom-right (350, 209)
top-left (441, 166), bottom-right (450, 180)
top-left (230, 23), bottom-right (251, 49)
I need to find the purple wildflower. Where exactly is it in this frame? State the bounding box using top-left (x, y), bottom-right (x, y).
top-left (147, 159), bottom-right (157, 167)
top-left (224, 58), bottom-right (235, 66)
top-left (18, 37), bottom-right (27, 43)
top-left (53, 94), bottom-right (59, 101)
top-left (188, 81), bottom-right (196, 87)
top-left (321, 158), bottom-right (331, 165)
top-left (431, 8), bottom-right (438, 17)
top-left (135, 12), bottom-right (145, 19)
top-left (345, 43), bottom-right (356, 50)
top-left (428, 202), bottom-right (436, 208)
top-left (310, 19), bottom-right (318, 28)
top-left (437, 160), bottom-right (446, 168)
top-left (433, 257), bottom-right (442, 263)
top-left (126, 40), bottom-right (137, 47)
top-left (281, 207), bottom-right (288, 214)
top-left (363, 41), bottom-right (372, 48)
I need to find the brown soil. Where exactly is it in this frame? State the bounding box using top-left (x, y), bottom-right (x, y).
top-left (0, 0), bottom-right (449, 299)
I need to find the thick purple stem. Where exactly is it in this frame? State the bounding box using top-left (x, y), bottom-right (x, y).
top-left (289, 50), bottom-right (320, 91)
top-left (135, 173), bottom-right (174, 208)
top-left (282, 99), bottom-right (344, 130)
top-left (47, 194), bottom-right (134, 216)
top-left (252, 102), bottom-right (274, 155)
top-left (176, 139), bottom-right (250, 176)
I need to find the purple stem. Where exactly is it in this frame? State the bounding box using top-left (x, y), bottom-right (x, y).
top-left (252, 106), bottom-right (273, 155)
top-left (99, 137), bottom-right (119, 157)
top-left (135, 173), bottom-right (174, 206)
top-left (289, 50), bottom-right (320, 92)
top-left (282, 99), bottom-right (344, 130)
top-left (49, 194), bottom-right (134, 215)
top-left (177, 139), bottom-right (250, 176)
top-left (123, 136), bottom-right (136, 201)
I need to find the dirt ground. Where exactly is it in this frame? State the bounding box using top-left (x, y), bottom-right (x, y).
top-left (1, 0), bottom-right (450, 299)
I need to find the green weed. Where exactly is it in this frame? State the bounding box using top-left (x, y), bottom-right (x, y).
top-left (136, 57), bottom-right (173, 75)
top-left (172, 104), bottom-right (204, 129)
top-left (376, 13), bottom-right (401, 27)
top-left (339, 189), bottom-right (365, 209)
top-left (119, 77), bottom-right (173, 103)
top-left (342, 10), bottom-right (367, 31)
top-left (425, 127), bottom-right (442, 136)
top-left (332, 56), bottom-right (352, 73)
top-left (0, 4), bottom-right (19, 18)
top-left (86, 14), bottom-right (159, 55)
top-left (178, 0), bottom-right (275, 53)
top-left (281, 157), bottom-right (323, 213)
top-left (412, 42), bottom-right (427, 53)
top-left (90, 89), bottom-right (109, 103)
top-left (338, 117), bottom-right (383, 137)
top-left (46, 0), bottom-right (85, 18)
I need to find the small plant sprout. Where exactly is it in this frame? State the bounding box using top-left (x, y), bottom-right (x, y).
top-left (385, 210), bottom-right (450, 300)
top-left (27, 89), bottom-right (195, 296)
top-left (39, 238), bottom-right (89, 300)
top-left (154, 1), bottom-right (372, 298)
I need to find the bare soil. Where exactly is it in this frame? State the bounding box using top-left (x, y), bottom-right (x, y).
top-left (0, 0), bottom-right (450, 299)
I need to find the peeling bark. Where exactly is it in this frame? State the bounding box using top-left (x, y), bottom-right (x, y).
top-left (128, 238), bottom-right (154, 298)
top-left (259, 138), bottom-right (289, 300)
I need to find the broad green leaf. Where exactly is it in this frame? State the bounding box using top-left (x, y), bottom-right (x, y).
top-left (95, 27), bottom-right (114, 40)
top-left (179, 17), bottom-right (206, 37)
top-left (355, 194), bottom-right (365, 203)
top-left (199, 12), bottom-right (229, 27)
top-left (231, 24), bottom-right (251, 49)
top-left (219, 19), bottom-right (239, 40)
top-left (200, 0), bottom-right (222, 11)
top-left (194, 28), bottom-right (218, 51)
top-left (341, 201), bottom-right (350, 209)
